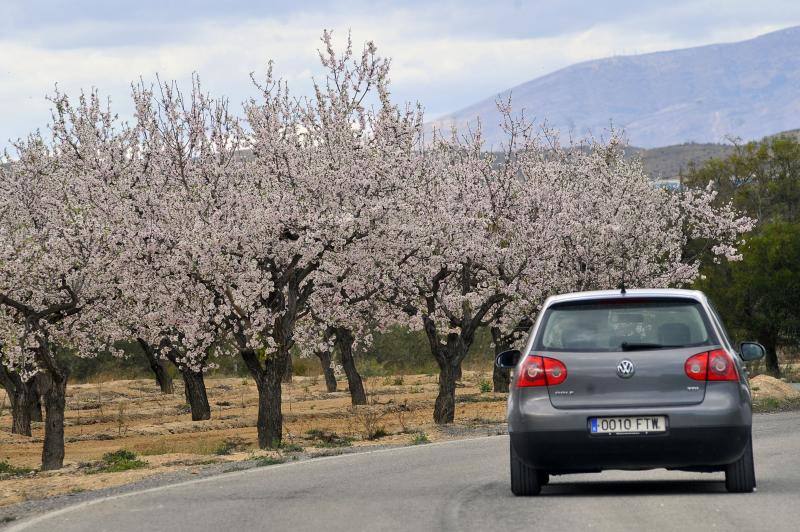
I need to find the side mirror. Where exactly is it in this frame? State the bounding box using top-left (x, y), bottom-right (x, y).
top-left (740, 342), bottom-right (766, 362)
top-left (495, 349), bottom-right (522, 369)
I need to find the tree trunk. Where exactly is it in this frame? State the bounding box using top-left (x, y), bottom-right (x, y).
top-left (335, 328), bottom-right (366, 405)
top-left (30, 392), bottom-right (43, 422)
top-left (434, 358), bottom-right (461, 424)
top-left (137, 338), bottom-right (173, 394)
top-left (315, 349), bottom-right (337, 392)
top-left (241, 348), bottom-right (287, 448)
top-left (763, 338), bottom-right (781, 377)
top-left (1, 366), bottom-right (39, 436)
top-left (423, 317), bottom-right (473, 425)
top-left (180, 368), bottom-right (211, 421)
top-left (491, 327), bottom-right (511, 393)
top-left (40, 371), bottom-right (67, 470)
top-left (282, 355), bottom-right (293, 383)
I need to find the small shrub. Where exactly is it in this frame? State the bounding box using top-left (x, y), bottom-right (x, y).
top-left (0, 460), bottom-right (34, 478)
top-left (393, 376), bottom-right (404, 386)
top-left (411, 432), bottom-right (430, 445)
top-left (350, 404), bottom-right (390, 440)
top-left (478, 378), bottom-right (492, 394)
top-left (278, 442), bottom-right (304, 453)
top-left (92, 450), bottom-right (146, 473)
top-left (369, 427), bottom-right (389, 440)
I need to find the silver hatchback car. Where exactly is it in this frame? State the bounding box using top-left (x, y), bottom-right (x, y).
top-left (496, 288), bottom-right (766, 495)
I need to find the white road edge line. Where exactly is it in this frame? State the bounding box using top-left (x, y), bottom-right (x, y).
top-left (5, 434), bottom-right (505, 531)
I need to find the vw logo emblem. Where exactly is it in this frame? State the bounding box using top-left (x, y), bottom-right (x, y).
top-left (617, 359), bottom-right (635, 378)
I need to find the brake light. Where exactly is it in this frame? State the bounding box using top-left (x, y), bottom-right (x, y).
top-left (707, 349), bottom-right (739, 381)
top-left (684, 352), bottom-right (708, 381)
top-left (684, 349), bottom-right (738, 381)
top-left (543, 357), bottom-right (568, 385)
top-left (517, 355), bottom-right (568, 387)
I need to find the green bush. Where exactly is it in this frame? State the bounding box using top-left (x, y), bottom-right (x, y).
top-left (411, 432), bottom-right (430, 445)
top-left (0, 460), bottom-right (34, 477)
top-left (93, 449), bottom-right (147, 473)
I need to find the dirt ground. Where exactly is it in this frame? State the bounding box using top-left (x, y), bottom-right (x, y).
top-left (750, 374), bottom-right (800, 401)
top-left (0, 371), bottom-right (506, 506)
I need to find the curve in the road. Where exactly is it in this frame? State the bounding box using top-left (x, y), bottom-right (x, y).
top-left (8, 412), bottom-right (800, 532)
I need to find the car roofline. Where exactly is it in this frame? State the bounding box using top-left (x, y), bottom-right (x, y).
top-left (542, 288), bottom-right (707, 309)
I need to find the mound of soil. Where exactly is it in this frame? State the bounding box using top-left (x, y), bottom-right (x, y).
top-left (749, 375), bottom-right (800, 401)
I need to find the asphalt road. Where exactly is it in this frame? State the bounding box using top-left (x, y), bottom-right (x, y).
top-left (8, 412), bottom-right (800, 532)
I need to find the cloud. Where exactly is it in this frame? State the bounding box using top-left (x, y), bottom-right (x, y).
top-left (2, 1), bottom-right (799, 145)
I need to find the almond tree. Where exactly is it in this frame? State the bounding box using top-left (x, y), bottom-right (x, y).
top-left (113, 75), bottom-right (245, 420)
top-left (200, 32), bottom-right (421, 447)
top-left (0, 90), bottom-right (135, 469)
top-left (382, 113), bottom-right (558, 424)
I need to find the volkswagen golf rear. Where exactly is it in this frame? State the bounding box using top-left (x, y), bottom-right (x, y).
top-left (496, 289), bottom-right (766, 495)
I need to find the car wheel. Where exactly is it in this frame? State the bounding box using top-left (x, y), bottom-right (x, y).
top-left (510, 440), bottom-right (542, 496)
top-left (725, 433), bottom-right (756, 493)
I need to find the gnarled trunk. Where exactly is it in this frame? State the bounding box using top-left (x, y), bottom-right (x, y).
top-left (40, 370), bottom-right (68, 470)
top-left (137, 338), bottom-right (173, 394)
top-left (241, 348), bottom-right (288, 448)
top-left (434, 358), bottom-right (461, 424)
top-left (1, 366), bottom-right (39, 436)
top-left (491, 327), bottom-right (511, 393)
top-left (315, 349), bottom-right (337, 392)
top-left (180, 368), bottom-right (211, 421)
top-left (424, 318), bottom-right (473, 425)
top-left (335, 327), bottom-right (366, 405)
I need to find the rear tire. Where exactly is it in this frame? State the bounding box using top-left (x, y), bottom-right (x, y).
top-left (537, 470), bottom-right (550, 486)
top-left (510, 441), bottom-right (542, 496)
top-left (725, 433), bottom-right (756, 493)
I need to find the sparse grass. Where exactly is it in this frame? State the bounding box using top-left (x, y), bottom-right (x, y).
top-left (254, 456), bottom-right (285, 467)
top-left (212, 437), bottom-right (247, 456)
top-left (90, 449), bottom-right (147, 473)
top-left (369, 427), bottom-right (389, 440)
top-left (478, 378), bottom-right (492, 393)
top-left (411, 432), bottom-right (430, 445)
top-left (393, 376), bottom-right (404, 386)
top-left (751, 396), bottom-right (800, 413)
top-left (305, 429), bottom-right (354, 448)
top-left (276, 441), bottom-right (304, 453)
top-left (0, 460), bottom-right (35, 478)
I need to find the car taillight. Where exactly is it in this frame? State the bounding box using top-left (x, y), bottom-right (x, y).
top-left (517, 355), bottom-right (567, 387)
top-left (543, 357), bottom-right (568, 385)
top-left (684, 349), bottom-right (738, 381)
top-left (707, 349), bottom-right (738, 381)
top-left (684, 352), bottom-right (708, 381)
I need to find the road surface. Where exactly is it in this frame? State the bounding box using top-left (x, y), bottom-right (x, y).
top-left (8, 412), bottom-right (800, 532)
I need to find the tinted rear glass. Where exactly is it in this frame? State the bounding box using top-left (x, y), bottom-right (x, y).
top-left (534, 298), bottom-right (717, 352)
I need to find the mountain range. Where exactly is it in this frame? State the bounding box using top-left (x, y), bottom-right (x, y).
top-left (428, 26), bottom-right (800, 149)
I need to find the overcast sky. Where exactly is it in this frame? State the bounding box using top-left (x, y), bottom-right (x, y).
top-left (2, 0), bottom-right (800, 145)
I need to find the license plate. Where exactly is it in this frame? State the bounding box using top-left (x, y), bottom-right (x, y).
top-left (590, 416), bottom-right (666, 435)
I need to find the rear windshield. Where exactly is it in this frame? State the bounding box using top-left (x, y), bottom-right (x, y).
top-left (534, 298), bottom-right (718, 352)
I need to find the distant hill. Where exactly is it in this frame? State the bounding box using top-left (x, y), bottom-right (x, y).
top-left (632, 143), bottom-right (734, 182)
top-left (429, 26), bottom-right (800, 148)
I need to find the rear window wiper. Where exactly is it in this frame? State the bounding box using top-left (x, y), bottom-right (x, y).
top-left (620, 342), bottom-right (685, 351)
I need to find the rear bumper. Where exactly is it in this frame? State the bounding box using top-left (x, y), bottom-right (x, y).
top-left (510, 426), bottom-right (749, 472)
top-left (508, 381), bottom-right (752, 472)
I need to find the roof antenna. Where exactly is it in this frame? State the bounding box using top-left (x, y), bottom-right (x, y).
top-left (619, 272), bottom-right (627, 295)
